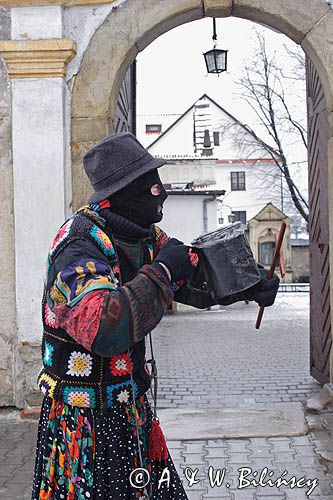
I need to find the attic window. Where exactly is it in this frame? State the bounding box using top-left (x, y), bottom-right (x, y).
top-left (213, 132), bottom-right (220, 146)
top-left (146, 124), bottom-right (162, 134)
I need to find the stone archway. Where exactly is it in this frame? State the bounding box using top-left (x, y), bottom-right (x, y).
top-left (71, 0), bottom-right (333, 209)
top-left (71, 0), bottom-right (333, 380)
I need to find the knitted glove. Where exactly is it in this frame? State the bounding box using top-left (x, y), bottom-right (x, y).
top-left (155, 238), bottom-right (195, 282)
top-left (243, 268), bottom-right (280, 307)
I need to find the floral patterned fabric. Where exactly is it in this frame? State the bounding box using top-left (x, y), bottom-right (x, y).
top-left (31, 395), bottom-right (188, 499)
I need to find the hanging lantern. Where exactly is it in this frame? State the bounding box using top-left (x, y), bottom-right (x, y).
top-left (203, 18), bottom-right (228, 75)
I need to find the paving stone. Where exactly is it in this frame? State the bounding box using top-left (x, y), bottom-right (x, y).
top-left (226, 452), bottom-right (252, 464)
top-left (0, 481), bottom-right (31, 497)
top-left (228, 489), bottom-right (256, 499)
top-left (227, 440), bottom-right (251, 452)
top-left (203, 458), bottom-right (230, 472)
top-left (5, 469), bottom-right (35, 484)
top-left (205, 445), bottom-right (229, 458)
top-left (183, 442), bottom-right (208, 454)
top-left (256, 495), bottom-right (286, 499)
top-left (272, 451), bottom-right (296, 463)
top-left (202, 491), bottom-right (232, 499)
top-left (284, 490), bottom-right (313, 499)
top-left (182, 453), bottom-right (207, 466)
top-left (293, 446), bottom-right (318, 457)
top-left (232, 458), bottom-right (274, 470)
top-left (268, 464), bottom-right (306, 477)
top-left (1, 464), bottom-right (27, 477)
top-left (267, 439), bottom-right (293, 452)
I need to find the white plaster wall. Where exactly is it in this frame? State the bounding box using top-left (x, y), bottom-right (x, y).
top-left (63, 3), bottom-right (124, 83)
top-left (159, 194), bottom-right (217, 245)
top-left (149, 111), bottom-right (197, 157)
top-left (12, 78), bottom-right (68, 343)
top-left (215, 161), bottom-right (281, 222)
top-left (64, 85), bottom-right (73, 218)
top-left (11, 6), bottom-right (63, 39)
top-left (159, 159), bottom-right (216, 185)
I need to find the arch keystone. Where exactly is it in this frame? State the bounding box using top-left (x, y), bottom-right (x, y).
top-left (203, 0), bottom-right (232, 17)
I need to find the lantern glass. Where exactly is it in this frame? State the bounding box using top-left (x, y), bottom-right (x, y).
top-left (203, 48), bottom-right (228, 74)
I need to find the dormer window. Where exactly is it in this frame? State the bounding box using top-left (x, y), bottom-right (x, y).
top-left (146, 124), bottom-right (162, 134)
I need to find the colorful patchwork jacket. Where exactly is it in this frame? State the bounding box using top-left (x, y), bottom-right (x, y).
top-left (38, 205), bottom-right (214, 409)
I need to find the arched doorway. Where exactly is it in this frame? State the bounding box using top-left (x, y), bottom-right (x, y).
top-left (71, 0), bottom-right (333, 383)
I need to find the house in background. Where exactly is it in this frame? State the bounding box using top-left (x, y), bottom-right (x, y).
top-left (157, 156), bottom-right (225, 244)
top-left (162, 186), bottom-right (226, 245)
top-left (141, 94), bottom-right (282, 225)
top-left (137, 94), bottom-right (309, 281)
top-left (248, 203), bottom-right (293, 282)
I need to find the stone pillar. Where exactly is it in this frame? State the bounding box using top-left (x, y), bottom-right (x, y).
top-left (0, 6), bottom-right (76, 406)
top-left (0, 6), bottom-right (15, 407)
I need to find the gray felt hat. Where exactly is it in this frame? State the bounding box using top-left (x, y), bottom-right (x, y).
top-left (83, 132), bottom-right (167, 204)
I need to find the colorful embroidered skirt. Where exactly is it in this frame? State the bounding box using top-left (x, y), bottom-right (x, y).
top-left (31, 394), bottom-right (188, 499)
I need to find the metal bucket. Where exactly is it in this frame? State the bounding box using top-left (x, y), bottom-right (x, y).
top-left (191, 222), bottom-right (261, 301)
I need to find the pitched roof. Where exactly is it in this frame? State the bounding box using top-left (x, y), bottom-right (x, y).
top-left (249, 202), bottom-right (291, 222)
top-left (147, 93), bottom-right (279, 160)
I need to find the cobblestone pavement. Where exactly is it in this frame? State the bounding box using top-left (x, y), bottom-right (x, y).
top-left (1, 293), bottom-right (333, 500)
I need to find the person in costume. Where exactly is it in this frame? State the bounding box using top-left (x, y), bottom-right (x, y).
top-left (31, 132), bottom-right (279, 499)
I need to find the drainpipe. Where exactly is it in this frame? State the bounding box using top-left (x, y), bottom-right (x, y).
top-left (203, 195), bottom-right (216, 233)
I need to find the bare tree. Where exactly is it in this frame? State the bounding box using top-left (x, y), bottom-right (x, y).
top-left (235, 30), bottom-right (309, 222)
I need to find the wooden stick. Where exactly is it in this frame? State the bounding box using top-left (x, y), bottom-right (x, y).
top-left (255, 221), bottom-right (287, 330)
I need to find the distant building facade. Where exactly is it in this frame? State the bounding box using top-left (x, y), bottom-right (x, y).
top-left (138, 94), bottom-right (284, 226)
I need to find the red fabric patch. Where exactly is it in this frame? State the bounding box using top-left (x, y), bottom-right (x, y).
top-left (109, 352), bottom-right (133, 376)
top-left (188, 248), bottom-right (199, 267)
top-left (52, 290), bottom-right (108, 351)
top-left (99, 199), bottom-right (111, 209)
top-left (153, 230), bottom-right (169, 258)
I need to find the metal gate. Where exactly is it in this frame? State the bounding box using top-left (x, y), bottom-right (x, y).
top-left (307, 58), bottom-right (332, 384)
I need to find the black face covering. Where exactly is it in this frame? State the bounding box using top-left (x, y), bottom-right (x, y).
top-left (108, 170), bottom-right (168, 228)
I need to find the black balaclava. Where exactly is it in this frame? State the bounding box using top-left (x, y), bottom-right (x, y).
top-left (108, 169), bottom-right (168, 228)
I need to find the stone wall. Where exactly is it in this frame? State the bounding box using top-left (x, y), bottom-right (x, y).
top-left (0, 7), bottom-right (16, 407)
